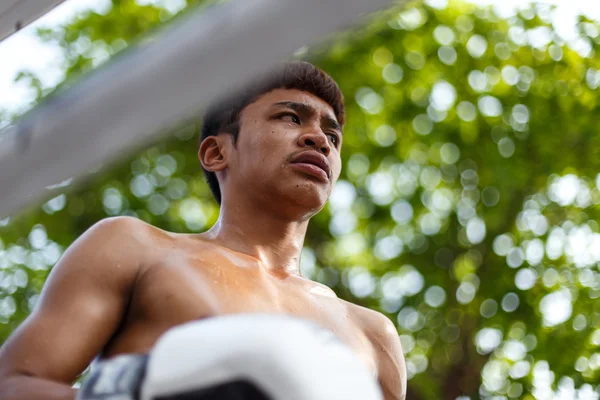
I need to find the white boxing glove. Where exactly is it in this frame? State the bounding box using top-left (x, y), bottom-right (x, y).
top-left (78, 314), bottom-right (383, 400)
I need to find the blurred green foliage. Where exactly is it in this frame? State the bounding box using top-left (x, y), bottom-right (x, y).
top-left (2, 0), bottom-right (600, 398)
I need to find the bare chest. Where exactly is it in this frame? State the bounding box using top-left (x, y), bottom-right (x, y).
top-left (107, 255), bottom-right (377, 375)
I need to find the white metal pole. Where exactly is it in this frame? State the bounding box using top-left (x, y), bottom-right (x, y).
top-left (0, 0), bottom-right (67, 41)
top-left (0, 0), bottom-right (394, 219)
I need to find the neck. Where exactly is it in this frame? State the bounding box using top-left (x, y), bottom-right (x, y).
top-left (203, 195), bottom-right (310, 275)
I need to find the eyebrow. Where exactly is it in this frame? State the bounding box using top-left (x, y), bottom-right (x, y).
top-left (273, 101), bottom-right (342, 133)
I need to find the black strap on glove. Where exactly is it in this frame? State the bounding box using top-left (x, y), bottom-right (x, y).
top-left (77, 354), bottom-right (271, 400)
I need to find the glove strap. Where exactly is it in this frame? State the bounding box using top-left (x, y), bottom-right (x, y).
top-left (77, 354), bottom-right (148, 400)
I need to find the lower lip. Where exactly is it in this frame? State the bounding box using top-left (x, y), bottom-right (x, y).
top-left (290, 163), bottom-right (329, 182)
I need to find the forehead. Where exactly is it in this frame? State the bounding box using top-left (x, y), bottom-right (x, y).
top-left (243, 89), bottom-right (338, 121)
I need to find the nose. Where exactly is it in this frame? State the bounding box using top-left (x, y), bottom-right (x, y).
top-left (298, 130), bottom-right (330, 156)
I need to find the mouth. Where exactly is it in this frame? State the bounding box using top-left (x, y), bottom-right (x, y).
top-left (290, 152), bottom-right (331, 183)
top-left (290, 163), bottom-right (329, 182)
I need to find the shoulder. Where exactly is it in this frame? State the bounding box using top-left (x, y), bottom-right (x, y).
top-left (341, 300), bottom-right (399, 355)
top-left (41, 216), bottom-right (176, 301)
top-left (341, 299), bottom-right (394, 332)
top-left (342, 300), bottom-right (407, 400)
top-left (86, 215), bottom-right (155, 238)
top-left (78, 216), bottom-right (165, 250)
top-left (61, 216), bottom-right (168, 275)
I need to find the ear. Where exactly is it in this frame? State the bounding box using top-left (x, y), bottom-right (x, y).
top-left (198, 135), bottom-right (229, 172)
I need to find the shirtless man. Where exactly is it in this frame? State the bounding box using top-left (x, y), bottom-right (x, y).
top-left (0, 62), bottom-right (406, 400)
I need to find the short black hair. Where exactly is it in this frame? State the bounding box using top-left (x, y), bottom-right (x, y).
top-left (200, 61), bottom-right (345, 204)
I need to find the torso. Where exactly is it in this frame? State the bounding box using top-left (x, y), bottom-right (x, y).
top-left (100, 229), bottom-right (379, 377)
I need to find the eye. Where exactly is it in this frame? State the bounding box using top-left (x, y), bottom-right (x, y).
top-left (278, 112), bottom-right (301, 124)
top-left (327, 133), bottom-right (340, 146)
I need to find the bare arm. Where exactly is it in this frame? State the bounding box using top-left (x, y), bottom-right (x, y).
top-left (373, 316), bottom-right (407, 400)
top-left (0, 217), bottom-right (145, 399)
top-left (348, 303), bottom-right (407, 400)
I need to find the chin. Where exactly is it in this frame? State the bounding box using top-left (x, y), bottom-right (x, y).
top-left (280, 180), bottom-right (329, 216)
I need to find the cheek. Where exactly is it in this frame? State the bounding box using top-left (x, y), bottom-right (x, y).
top-left (332, 156), bottom-right (343, 179)
top-left (239, 121), bottom-right (268, 151)
top-left (239, 127), bottom-right (288, 169)
top-left (254, 124), bottom-right (289, 150)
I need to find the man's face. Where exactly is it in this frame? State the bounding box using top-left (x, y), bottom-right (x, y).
top-left (225, 88), bottom-right (343, 217)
